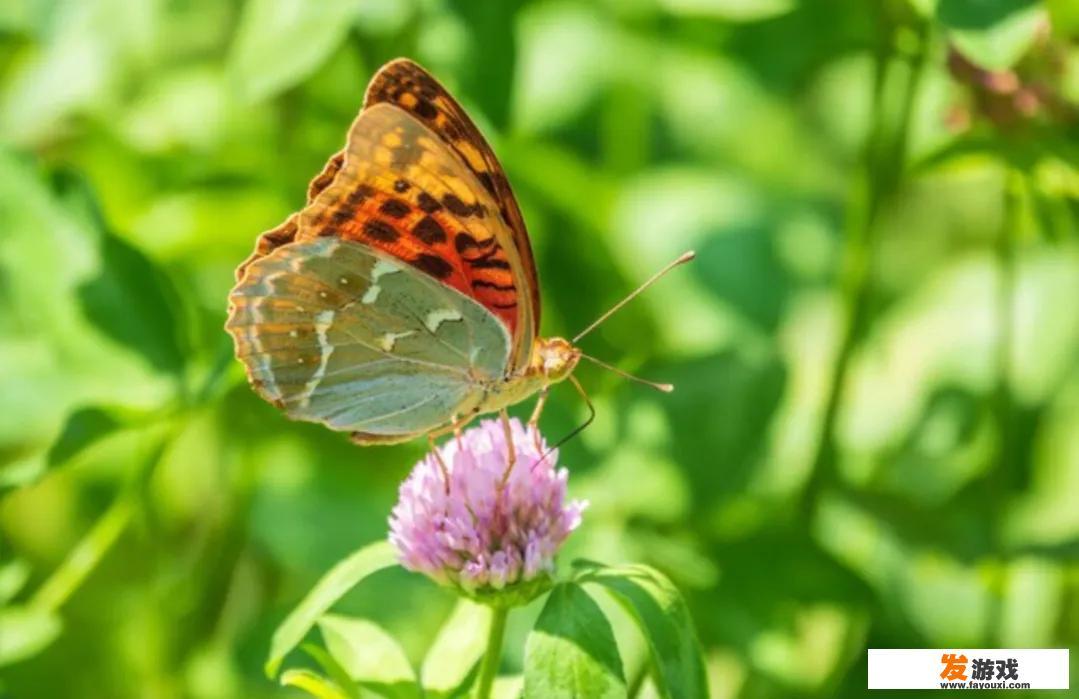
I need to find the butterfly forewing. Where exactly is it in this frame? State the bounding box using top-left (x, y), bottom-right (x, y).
top-left (364, 60), bottom-right (540, 344)
top-left (227, 238), bottom-right (510, 441)
top-left (297, 102), bottom-right (535, 369)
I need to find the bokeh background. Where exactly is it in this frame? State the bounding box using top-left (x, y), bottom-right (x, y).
top-left (2, 0), bottom-right (1079, 696)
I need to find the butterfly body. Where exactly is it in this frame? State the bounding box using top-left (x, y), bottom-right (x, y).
top-left (227, 61), bottom-right (580, 444)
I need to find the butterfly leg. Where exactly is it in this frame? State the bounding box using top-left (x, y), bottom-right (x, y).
top-left (498, 408), bottom-right (517, 485)
top-left (427, 433), bottom-right (451, 489)
top-left (452, 412), bottom-right (465, 451)
top-left (529, 388), bottom-right (549, 455)
top-left (426, 413), bottom-right (480, 489)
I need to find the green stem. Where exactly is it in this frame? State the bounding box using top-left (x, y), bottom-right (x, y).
top-left (799, 12), bottom-right (928, 518)
top-left (29, 429), bottom-right (173, 612)
top-left (30, 494), bottom-right (134, 611)
top-left (474, 606), bottom-right (509, 699)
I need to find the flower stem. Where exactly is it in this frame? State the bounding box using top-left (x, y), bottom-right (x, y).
top-left (474, 606), bottom-right (509, 699)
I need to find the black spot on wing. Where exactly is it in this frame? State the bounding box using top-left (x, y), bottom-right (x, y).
top-left (379, 198), bottom-right (410, 218)
top-left (417, 191), bottom-right (442, 213)
top-left (472, 279), bottom-right (515, 291)
top-left (455, 232), bottom-right (496, 254)
top-left (468, 258), bottom-right (510, 270)
top-left (412, 253), bottom-right (453, 279)
top-left (347, 185), bottom-right (375, 207)
top-left (413, 216), bottom-right (447, 245)
top-left (363, 219), bottom-right (400, 243)
top-left (330, 206), bottom-right (355, 225)
top-left (476, 171), bottom-right (496, 197)
top-left (443, 193), bottom-right (484, 218)
top-left (415, 99), bottom-right (438, 120)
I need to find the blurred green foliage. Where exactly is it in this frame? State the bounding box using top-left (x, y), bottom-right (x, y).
top-left (1, 0), bottom-right (1078, 697)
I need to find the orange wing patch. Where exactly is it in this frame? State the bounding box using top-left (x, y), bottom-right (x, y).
top-left (300, 103), bottom-right (524, 342)
top-left (364, 59), bottom-right (540, 336)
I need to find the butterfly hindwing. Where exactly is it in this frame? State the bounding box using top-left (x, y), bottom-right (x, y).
top-left (227, 237), bottom-right (510, 441)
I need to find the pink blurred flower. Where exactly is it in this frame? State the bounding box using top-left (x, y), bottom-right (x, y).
top-left (388, 418), bottom-right (586, 603)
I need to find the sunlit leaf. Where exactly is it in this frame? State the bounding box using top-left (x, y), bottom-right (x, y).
top-left (937, 0), bottom-right (1047, 70)
top-left (421, 598), bottom-right (491, 694)
top-left (493, 675), bottom-right (524, 699)
top-left (265, 540), bottom-right (396, 678)
top-left (657, 0), bottom-right (795, 21)
top-left (1047, 0), bottom-right (1079, 33)
top-left (317, 614), bottom-right (419, 699)
top-left (524, 582), bottom-right (626, 699)
top-left (0, 0), bottom-right (158, 144)
top-left (0, 559), bottom-right (31, 606)
top-left (575, 562), bottom-right (707, 699)
top-left (0, 606), bottom-right (62, 667)
top-left (229, 0), bottom-right (358, 102)
top-left (303, 643), bottom-right (362, 699)
top-left (46, 404), bottom-right (156, 468)
top-left (280, 668), bottom-right (353, 699)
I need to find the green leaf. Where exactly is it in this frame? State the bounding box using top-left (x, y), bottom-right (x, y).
top-left (575, 563), bottom-right (708, 699)
top-left (317, 614), bottom-right (419, 699)
top-left (280, 668), bottom-right (353, 699)
top-left (303, 643), bottom-right (362, 699)
top-left (421, 599), bottom-right (491, 694)
top-left (656, 0), bottom-right (795, 22)
top-left (1047, 0), bottom-right (1079, 33)
top-left (523, 583), bottom-right (626, 699)
top-left (0, 605), bottom-right (62, 667)
top-left (45, 406), bottom-right (121, 466)
top-left (0, 559), bottom-right (31, 605)
top-left (493, 675), bottom-right (524, 699)
top-left (937, 0), bottom-right (1046, 70)
top-left (228, 0), bottom-right (358, 102)
top-left (77, 231), bottom-right (187, 375)
top-left (265, 540), bottom-right (396, 678)
top-left (46, 404), bottom-right (156, 467)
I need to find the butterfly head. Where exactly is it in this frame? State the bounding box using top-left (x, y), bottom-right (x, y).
top-left (533, 337), bottom-right (581, 384)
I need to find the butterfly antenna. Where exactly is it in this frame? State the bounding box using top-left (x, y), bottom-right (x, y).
top-left (572, 250), bottom-right (696, 344)
top-left (579, 353), bottom-right (673, 393)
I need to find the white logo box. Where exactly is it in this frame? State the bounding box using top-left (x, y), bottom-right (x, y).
top-left (868, 649), bottom-right (1070, 690)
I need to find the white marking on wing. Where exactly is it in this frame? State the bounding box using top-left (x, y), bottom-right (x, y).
top-left (299, 309), bottom-right (336, 407)
top-left (361, 284), bottom-right (381, 304)
top-left (424, 308), bottom-right (463, 333)
top-left (371, 258), bottom-right (401, 281)
top-left (377, 331), bottom-right (416, 352)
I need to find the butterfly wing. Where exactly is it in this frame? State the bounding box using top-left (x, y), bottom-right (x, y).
top-left (228, 58), bottom-right (541, 441)
top-left (227, 237), bottom-right (509, 443)
top-left (364, 58), bottom-right (539, 343)
top-left (363, 59), bottom-right (540, 361)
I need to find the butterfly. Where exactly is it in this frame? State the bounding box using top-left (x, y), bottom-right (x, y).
top-left (226, 58), bottom-right (688, 445)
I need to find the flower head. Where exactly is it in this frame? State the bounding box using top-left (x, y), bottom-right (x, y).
top-left (389, 418), bottom-right (586, 605)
